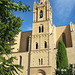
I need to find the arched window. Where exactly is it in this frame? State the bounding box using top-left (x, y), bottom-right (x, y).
top-left (42, 26), bottom-right (44, 32)
top-left (39, 59), bottom-right (40, 65)
top-left (20, 56), bottom-right (22, 65)
top-left (45, 41), bottom-right (47, 48)
top-left (40, 10), bottom-right (43, 18)
top-left (27, 37), bottom-right (29, 51)
top-left (37, 70), bottom-right (46, 75)
top-left (39, 58), bottom-right (43, 65)
top-left (39, 26), bottom-right (41, 33)
top-left (36, 42), bottom-right (38, 49)
top-left (62, 33), bottom-right (66, 47)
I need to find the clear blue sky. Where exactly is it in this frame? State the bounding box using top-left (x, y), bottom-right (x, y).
top-left (14, 0), bottom-right (75, 32)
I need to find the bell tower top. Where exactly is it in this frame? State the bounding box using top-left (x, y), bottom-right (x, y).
top-left (33, 0), bottom-right (52, 24)
top-left (32, 0), bottom-right (52, 35)
top-left (39, 0), bottom-right (49, 3)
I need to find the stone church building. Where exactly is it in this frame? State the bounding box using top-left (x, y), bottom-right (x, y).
top-left (12, 0), bottom-right (75, 75)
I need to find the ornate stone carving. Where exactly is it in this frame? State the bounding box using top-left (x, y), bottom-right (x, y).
top-left (70, 21), bottom-right (74, 32)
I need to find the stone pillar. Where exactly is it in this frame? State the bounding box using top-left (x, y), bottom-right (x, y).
top-left (28, 36), bottom-right (31, 75)
top-left (33, 1), bottom-right (36, 22)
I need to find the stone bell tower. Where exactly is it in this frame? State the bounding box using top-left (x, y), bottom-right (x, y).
top-left (30, 0), bottom-right (55, 75)
top-left (33, 0), bottom-right (52, 35)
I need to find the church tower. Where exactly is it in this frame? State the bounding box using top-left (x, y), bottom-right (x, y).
top-left (30, 0), bottom-right (55, 75)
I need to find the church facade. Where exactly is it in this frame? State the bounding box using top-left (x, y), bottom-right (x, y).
top-left (11, 0), bottom-right (75, 75)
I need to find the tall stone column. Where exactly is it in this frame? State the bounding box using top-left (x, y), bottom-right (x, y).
top-left (28, 36), bottom-right (31, 75)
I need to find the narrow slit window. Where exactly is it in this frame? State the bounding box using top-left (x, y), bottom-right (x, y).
top-left (39, 59), bottom-right (40, 65)
top-left (42, 26), bottom-right (44, 32)
top-left (40, 10), bottom-right (43, 18)
top-left (36, 42), bottom-right (38, 49)
top-left (45, 41), bottom-right (47, 48)
top-left (39, 26), bottom-right (41, 33)
top-left (20, 56), bottom-right (22, 65)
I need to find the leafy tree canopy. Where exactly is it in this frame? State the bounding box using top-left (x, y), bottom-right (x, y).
top-left (0, 0), bottom-right (31, 75)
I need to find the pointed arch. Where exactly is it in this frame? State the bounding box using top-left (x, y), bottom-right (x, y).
top-left (36, 42), bottom-right (38, 49)
top-left (40, 10), bottom-right (43, 18)
top-left (62, 33), bottom-right (66, 47)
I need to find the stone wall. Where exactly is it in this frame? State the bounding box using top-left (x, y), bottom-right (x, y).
top-left (11, 31), bottom-right (21, 52)
top-left (11, 52), bottom-right (29, 75)
top-left (20, 31), bottom-right (32, 52)
top-left (56, 25), bottom-right (72, 48)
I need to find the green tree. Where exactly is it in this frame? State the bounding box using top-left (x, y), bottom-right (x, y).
top-left (56, 64), bottom-right (74, 75)
top-left (56, 40), bottom-right (68, 69)
top-left (0, 0), bottom-right (31, 75)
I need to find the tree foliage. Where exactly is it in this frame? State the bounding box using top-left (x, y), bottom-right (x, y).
top-left (56, 40), bottom-right (68, 69)
top-left (56, 64), bottom-right (74, 75)
top-left (0, 0), bottom-right (31, 75)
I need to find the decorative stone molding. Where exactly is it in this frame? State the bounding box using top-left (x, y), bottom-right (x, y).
top-left (70, 21), bottom-right (74, 32)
